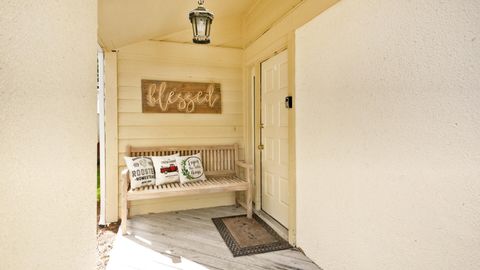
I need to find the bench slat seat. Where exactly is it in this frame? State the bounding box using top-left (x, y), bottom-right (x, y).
top-left (127, 174), bottom-right (248, 201)
top-left (120, 144), bottom-right (252, 235)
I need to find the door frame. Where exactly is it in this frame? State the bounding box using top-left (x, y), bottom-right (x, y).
top-left (250, 34), bottom-right (297, 245)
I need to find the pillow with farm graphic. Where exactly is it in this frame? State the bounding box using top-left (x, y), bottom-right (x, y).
top-left (124, 156), bottom-right (156, 190)
top-left (175, 153), bottom-right (207, 184)
top-left (151, 153), bottom-right (180, 185)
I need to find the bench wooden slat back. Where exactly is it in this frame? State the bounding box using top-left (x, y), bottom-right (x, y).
top-left (126, 144), bottom-right (239, 175)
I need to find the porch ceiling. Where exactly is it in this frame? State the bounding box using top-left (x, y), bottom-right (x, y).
top-left (98, 0), bottom-right (255, 50)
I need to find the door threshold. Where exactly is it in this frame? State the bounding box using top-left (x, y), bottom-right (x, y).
top-left (254, 209), bottom-right (288, 241)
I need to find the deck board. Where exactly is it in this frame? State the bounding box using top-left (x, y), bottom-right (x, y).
top-left (107, 206), bottom-right (321, 270)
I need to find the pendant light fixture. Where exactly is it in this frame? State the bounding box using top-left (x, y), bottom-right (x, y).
top-left (189, 0), bottom-right (214, 44)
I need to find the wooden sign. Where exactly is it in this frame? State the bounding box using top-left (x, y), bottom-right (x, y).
top-left (141, 80), bottom-right (221, 114)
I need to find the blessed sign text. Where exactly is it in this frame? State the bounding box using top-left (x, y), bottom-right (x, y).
top-left (142, 80), bottom-right (221, 113)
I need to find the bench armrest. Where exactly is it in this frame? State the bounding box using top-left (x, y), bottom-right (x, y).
top-left (236, 161), bottom-right (253, 185)
top-left (120, 168), bottom-right (130, 187)
top-left (235, 160), bottom-right (254, 218)
top-left (120, 168), bottom-right (130, 192)
top-left (236, 161), bottom-right (253, 170)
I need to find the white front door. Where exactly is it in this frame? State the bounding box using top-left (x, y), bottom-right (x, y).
top-left (260, 50), bottom-right (289, 228)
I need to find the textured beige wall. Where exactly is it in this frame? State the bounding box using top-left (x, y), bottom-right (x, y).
top-left (112, 41), bottom-right (243, 217)
top-left (0, 1), bottom-right (97, 269)
top-left (295, 1), bottom-right (480, 269)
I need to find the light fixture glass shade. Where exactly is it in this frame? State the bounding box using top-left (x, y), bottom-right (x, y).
top-left (189, 1), bottom-right (214, 44)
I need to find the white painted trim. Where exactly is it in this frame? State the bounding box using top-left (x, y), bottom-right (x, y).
top-left (251, 67), bottom-right (262, 211)
top-left (251, 68), bottom-right (255, 153)
top-left (97, 45), bottom-right (107, 226)
top-left (104, 51), bottom-right (119, 223)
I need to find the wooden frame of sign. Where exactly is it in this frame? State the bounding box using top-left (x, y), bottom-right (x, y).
top-left (141, 79), bottom-right (221, 114)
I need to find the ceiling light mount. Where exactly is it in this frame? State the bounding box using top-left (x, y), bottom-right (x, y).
top-left (189, 0), bottom-right (214, 44)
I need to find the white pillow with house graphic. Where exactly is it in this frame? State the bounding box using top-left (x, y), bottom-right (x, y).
top-left (124, 156), bottom-right (156, 190)
top-left (175, 153), bottom-right (207, 184)
top-left (151, 153), bottom-right (180, 185)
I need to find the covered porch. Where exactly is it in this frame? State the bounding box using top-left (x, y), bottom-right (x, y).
top-left (96, 1), bottom-right (332, 267)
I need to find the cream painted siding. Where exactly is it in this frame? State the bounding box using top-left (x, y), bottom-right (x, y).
top-left (116, 41), bottom-right (244, 216)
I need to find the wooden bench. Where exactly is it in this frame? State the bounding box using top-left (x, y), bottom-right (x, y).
top-left (120, 144), bottom-right (253, 234)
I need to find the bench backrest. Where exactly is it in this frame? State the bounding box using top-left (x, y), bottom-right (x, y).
top-left (126, 144), bottom-right (239, 175)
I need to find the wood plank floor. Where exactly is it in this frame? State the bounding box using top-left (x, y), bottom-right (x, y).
top-left (107, 206), bottom-right (321, 270)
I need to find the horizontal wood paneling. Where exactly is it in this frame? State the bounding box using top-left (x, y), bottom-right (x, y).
top-left (118, 60), bottom-right (242, 78)
top-left (118, 113), bottom-right (243, 127)
top-left (115, 41), bottom-right (244, 216)
top-left (118, 41), bottom-right (243, 67)
top-left (118, 52), bottom-right (242, 68)
top-left (118, 73), bottom-right (242, 88)
top-left (118, 100), bottom-right (243, 114)
top-left (118, 138), bottom-right (244, 150)
top-left (118, 126), bottom-right (243, 139)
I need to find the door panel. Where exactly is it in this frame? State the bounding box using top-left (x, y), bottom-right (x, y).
top-left (261, 50), bottom-right (289, 227)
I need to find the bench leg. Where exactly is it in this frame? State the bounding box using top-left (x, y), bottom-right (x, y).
top-left (235, 191), bottom-right (240, 207)
top-left (245, 166), bottom-right (253, 218)
top-left (246, 189), bottom-right (253, 218)
top-left (121, 199), bottom-right (128, 235)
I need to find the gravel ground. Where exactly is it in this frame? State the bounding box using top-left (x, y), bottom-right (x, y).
top-left (97, 204), bottom-right (120, 270)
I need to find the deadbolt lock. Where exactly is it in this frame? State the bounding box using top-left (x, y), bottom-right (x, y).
top-left (258, 144), bottom-right (264, 150)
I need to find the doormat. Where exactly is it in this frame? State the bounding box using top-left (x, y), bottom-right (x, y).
top-left (212, 214), bottom-right (292, 257)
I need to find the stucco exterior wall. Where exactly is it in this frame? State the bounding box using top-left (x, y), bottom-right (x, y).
top-left (295, 0), bottom-right (480, 269)
top-left (0, 1), bottom-right (97, 269)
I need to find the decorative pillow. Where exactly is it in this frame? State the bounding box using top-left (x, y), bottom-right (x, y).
top-left (124, 156), bottom-right (156, 190)
top-left (175, 153), bottom-right (207, 184)
top-left (151, 153), bottom-right (180, 185)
